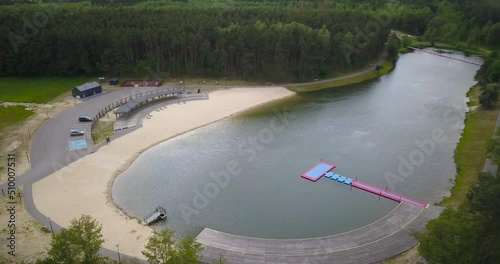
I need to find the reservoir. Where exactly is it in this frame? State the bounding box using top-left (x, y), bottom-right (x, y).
top-left (113, 50), bottom-right (482, 239)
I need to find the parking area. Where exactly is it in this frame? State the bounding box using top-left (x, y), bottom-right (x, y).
top-left (68, 122), bottom-right (91, 151)
top-left (68, 139), bottom-right (87, 151)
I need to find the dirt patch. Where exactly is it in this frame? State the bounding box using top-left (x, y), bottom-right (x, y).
top-left (0, 93), bottom-right (77, 261)
top-left (92, 121), bottom-right (115, 145)
top-left (469, 105), bottom-right (479, 111)
top-left (0, 189), bottom-right (52, 263)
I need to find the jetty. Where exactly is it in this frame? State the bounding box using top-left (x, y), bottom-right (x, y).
top-left (301, 161), bottom-right (336, 182)
top-left (301, 162), bottom-right (428, 207)
top-left (194, 162), bottom-right (442, 263)
top-left (143, 206), bottom-right (167, 225)
top-left (352, 180), bottom-right (427, 207)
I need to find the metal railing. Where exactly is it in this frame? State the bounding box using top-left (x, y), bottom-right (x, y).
top-left (91, 87), bottom-right (182, 126)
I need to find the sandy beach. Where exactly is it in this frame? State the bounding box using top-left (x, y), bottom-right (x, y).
top-left (32, 87), bottom-right (295, 258)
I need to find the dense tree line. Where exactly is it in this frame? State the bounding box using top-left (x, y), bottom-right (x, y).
top-left (34, 215), bottom-right (204, 264)
top-left (0, 1), bottom-right (388, 81)
top-left (476, 52), bottom-right (500, 108)
top-left (415, 168), bottom-right (500, 263)
top-left (338, 0), bottom-right (500, 44)
top-left (416, 59), bottom-right (500, 261)
top-left (1, 0), bottom-right (499, 81)
top-left (414, 0), bottom-right (500, 48)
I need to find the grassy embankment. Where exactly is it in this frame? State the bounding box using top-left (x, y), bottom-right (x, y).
top-left (0, 77), bottom-right (90, 103)
top-left (0, 76), bottom-right (91, 136)
top-left (286, 59), bottom-right (394, 93)
top-left (383, 85), bottom-right (498, 264)
top-left (440, 85), bottom-right (499, 207)
top-left (0, 105), bottom-right (34, 172)
top-left (91, 121), bottom-right (115, 144)
top-left (0, 105), bottom-right (34, 134)
top-left (0, 77), bottom-right (90, 171)
top-left (0, 77), bottom-right (90, 138)
top-left (401, 38), bottom-right (491, 57)
top-left (395, 36), bottom-right (497, 206)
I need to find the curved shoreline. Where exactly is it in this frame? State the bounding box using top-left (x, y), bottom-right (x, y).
top-left (206, 202), bottom-right (404, 241)
top-left (106, 91), bottom-right (297, 221)
top-left (19, 49), bottom-right (479, 262)
top-left (32, 87), bottom-right (296, 258)
top-left (197, 203), bottom-right (442, 263)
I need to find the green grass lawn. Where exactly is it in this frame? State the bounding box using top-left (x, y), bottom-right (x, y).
top-left (466, 85), bottom-right (481, 107)
top-left (287, 60), bottom-right (394, 92)
top-left (91, 121), bottom-right (115, 145)
top-left (0, 77), bottom-right (91, 103)
top-left (0, 105), bottom-right (34, 135)
top-left (440, 86), bottom-right (499, 208)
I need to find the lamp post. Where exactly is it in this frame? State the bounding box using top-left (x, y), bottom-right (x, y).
top-left (116, 244), bottom-right (121, 263)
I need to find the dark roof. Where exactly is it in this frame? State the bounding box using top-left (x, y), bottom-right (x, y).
top-left (115, 89), bottom-right (182, 114)
top-left (75, 81), bottom-right (101, 92)
top-left (110, 78), bottom-right (119, 81)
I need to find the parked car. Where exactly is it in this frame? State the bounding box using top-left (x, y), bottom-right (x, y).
top-left (78, 116), bottom-right (92, 122)
top-left (70, 130), bottom-right (84, 136)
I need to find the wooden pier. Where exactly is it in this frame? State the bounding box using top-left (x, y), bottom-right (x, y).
top-left (143, 206), bottom-right (167, 225)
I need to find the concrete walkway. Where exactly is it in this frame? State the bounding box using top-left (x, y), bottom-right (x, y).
top-left (197, 203), bottom-right (442, 264)
top-left (482, 110), bottom-right (500, 175)
top-left (114, 93), bottom-right (207, 131)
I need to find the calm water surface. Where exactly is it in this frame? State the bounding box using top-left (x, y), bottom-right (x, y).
top-left (113, 50), bottom-right (482, 239)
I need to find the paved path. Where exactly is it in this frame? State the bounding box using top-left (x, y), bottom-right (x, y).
top-left (1, 86), bottom-right (164, 261)
top-left (284, 52), bottom-right (386, 88)
top-left (197, 203), bottom-right (442, 264)
top-left (482, 110), bottom-right (500, 175)
top-left (167, 53), bottom-right (386, 90)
